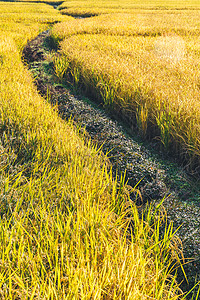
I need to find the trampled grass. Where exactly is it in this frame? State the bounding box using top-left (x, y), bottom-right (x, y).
top-left (0, 1), bottom-right (195, 298)
top-left (51, 11), bottom-right (200, 167)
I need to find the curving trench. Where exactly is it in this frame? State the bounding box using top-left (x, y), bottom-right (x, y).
top-left (23, 27), bottom-right (200, 297)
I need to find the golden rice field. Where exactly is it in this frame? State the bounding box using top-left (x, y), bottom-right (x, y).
top-left (0, 1), bottom-right (190, 299)
top-left (0, 2), bottom-right (67, 49)
top-left (59, 0), bottom-right (200, 17)
top-left (51, 9), bottom-right (200, 168)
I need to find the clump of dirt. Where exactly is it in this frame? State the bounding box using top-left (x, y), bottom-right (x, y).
top-left (23, 31), bottom-right (200, 296)
top-left (23, 32), bottom-right (48, 63)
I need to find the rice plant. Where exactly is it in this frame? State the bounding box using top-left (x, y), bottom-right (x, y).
top-left (0, 1), bottom-right (197, 298)
top-left (51, 12), bottom-right (200, 167)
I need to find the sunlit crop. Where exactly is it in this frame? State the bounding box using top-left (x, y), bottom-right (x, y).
top-left (0, 2), bottom-right (67, 49)
top-left (0, 30), bottom-right (184, 300)
top-left (59, 0), bottom-right (200, 17)
top-left (0, 1), bottom-right (195, 298)
top-left (51, 11), bottom-right (200, 167)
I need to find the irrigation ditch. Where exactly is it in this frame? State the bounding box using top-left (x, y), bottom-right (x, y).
top-left (22, 29), bottom-right (200, 296)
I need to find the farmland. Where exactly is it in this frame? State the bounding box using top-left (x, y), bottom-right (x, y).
top-left (51, 8), bottom-right (200, 169)
top-left (58, 0), bottom-right (200, 16)
top-left (0, 0), bottom-right (200, 299)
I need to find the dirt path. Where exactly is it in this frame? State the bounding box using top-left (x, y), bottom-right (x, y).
top-left (23, 30), bottom-right (200, 295)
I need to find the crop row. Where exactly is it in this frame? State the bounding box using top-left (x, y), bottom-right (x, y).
top-left (51, 12), bottom-right (200, 169)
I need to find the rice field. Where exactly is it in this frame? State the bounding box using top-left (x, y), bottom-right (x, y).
top-left (51, 9), bottom-right (200, 168)
top-left (59, 0), bottom-right (200, 17)
top-left (0, 1), bottom-right (190, 299)
top-left (0, 2), bottom-right (67, 49)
